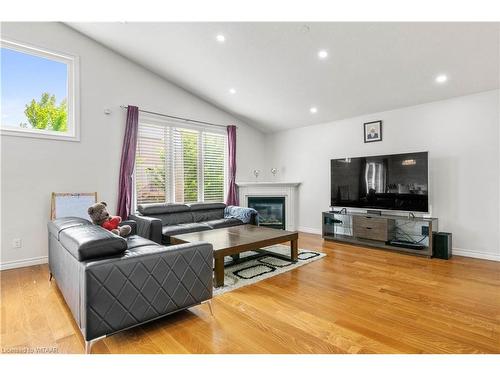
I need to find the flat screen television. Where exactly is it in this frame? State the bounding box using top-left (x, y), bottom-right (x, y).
top-left (331, 151), bottom-right (429, 213)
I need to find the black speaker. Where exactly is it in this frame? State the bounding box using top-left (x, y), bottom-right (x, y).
top-left (433, 232), bottom-right (452, 259)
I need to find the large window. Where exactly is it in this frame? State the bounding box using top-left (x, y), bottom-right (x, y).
top-left (135, 115), bottom-right (227, 207)
top-left (1, 39), bottom-right (79, 141)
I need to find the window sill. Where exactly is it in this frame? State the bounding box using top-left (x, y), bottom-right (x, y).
top-left (0, 128), bottom-right (80, 142)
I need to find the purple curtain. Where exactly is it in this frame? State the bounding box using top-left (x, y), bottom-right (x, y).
top-left (117, 105), bottom-right (139, 219)
top-left (225, 125), bottom-right (238, 206)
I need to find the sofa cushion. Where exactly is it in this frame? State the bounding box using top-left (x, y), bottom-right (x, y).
top-left (59, 225), bottom-right (127, 261)
top-left (48, 217), bottom-right (92, 240)
top-left (161, 222), bottom-right (211, 243)
top-left (188, 202), bottom-right (226, 211)
top-left (137, 203), bottom-right (190, 215)
top-left (126, 234), bottom-right (158, 251)
top-left (83, 236), bottom-right (161, 262)
top-left (204, 218), bottom-right (243, 229)
top-left (156, 211), bottom-right (194, 226)
top-left (188, 203), bottom-right (226, 222)
top-left (192, 209), bottom-right (224, 222)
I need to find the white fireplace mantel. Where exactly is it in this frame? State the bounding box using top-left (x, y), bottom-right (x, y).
top-left (236, 181), bottom-right (301, 187)
top-left (237, 181), bottom-right (301, 231)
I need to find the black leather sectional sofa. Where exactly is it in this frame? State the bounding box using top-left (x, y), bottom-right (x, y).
top-left (130, 202), bottom-right (258, 245)
top-left (47, 217), bottom-right (213, 353)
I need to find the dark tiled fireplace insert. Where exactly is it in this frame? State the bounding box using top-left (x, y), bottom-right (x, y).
top-left (248, 196), bottom-right (285, 230)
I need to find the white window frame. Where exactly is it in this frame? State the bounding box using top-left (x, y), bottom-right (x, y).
top-left (133, 114), bottom-right (228, 210)
top-left (0, 38), bottom-right (80, 142)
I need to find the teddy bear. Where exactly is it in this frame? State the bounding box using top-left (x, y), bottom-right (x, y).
top-left (87, 201), bottom-right (131, 237)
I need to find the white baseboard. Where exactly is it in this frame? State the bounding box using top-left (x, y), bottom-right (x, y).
top-left (0, 256), bottom-right (48, 271)
top-left (296, 227), bottom-right (500, 262)
top-left (298, 226), bottom-right (322, 235)
top-left (452, 248), bottom-right (500, 262)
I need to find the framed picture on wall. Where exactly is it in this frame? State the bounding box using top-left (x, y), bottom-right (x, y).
top-left (364, 120), bottom-right (382, 143)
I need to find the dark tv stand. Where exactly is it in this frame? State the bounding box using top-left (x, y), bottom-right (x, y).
top-left (322, 211), bottom-right (438, 257)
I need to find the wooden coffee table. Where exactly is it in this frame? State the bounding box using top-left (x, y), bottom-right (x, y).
top-left (170, 225), bottom-right (299, 287)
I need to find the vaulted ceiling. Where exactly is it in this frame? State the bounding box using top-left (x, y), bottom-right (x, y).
top-left (69, 22), bottom-right (500, 132)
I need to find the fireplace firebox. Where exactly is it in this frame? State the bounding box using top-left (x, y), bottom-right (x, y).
top-left (248, 196), bottom-right (285, 230)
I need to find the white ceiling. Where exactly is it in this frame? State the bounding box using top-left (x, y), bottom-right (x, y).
top-left (69, 22), bottom-right (500, 132)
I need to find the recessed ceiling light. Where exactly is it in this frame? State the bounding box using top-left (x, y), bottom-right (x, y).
top-left (216, 34), bottom-right (226, 43)
top-left (435, 74), bottom-right (448, 84)
top-left (229, 88), bottom-right (236, 94)
top-left (318, 50), bottom-right (328, 59)
top-left (310, 107), bottom-right (318, 114)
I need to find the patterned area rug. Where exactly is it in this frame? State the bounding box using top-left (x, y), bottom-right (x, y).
top-left (213, 244), bottom-right (326, 296)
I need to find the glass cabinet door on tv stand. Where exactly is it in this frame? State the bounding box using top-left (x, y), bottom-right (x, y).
top-left (322, 211), bottom-right (438, 257)
top-left (322, 211), bottom-right (353, 239)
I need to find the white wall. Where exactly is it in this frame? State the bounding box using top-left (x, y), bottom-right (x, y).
top-left (266, 90), bottom-right (500, 261)
top-left (0, 22), bottom-right (267, 270)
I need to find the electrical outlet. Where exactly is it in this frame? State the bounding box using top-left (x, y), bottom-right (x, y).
top-left (12, 238), bottom-right (22, 248)
top-left (421, 226), bottom-right (429, 236)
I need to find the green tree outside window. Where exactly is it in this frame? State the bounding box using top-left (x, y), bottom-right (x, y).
top-left (21, 92), bottom-right (67, 132)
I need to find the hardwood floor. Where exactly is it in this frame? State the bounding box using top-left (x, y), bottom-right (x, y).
top-left (1, 232), bottom-right (499, 354)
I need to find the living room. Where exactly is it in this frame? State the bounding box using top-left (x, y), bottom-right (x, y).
top-left (1, 1), bottom-right (499, 372)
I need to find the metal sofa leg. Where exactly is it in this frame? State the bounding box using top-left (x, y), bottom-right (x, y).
top-left (206, 300), bottom-right (214, 317)
top-left (84, 336), bottom-right (105, 354)
top-left (85, 340), bottom-right (92, 354)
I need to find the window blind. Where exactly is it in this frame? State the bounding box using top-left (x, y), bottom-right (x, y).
top-left (135, 116), bottom-right (227, 207)
top-left (203, 132), bottom-right (226, 202)
top-left (135, 121), bottom-right (170, 205)
top-left (173, 128), bottom-right (199, 203)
